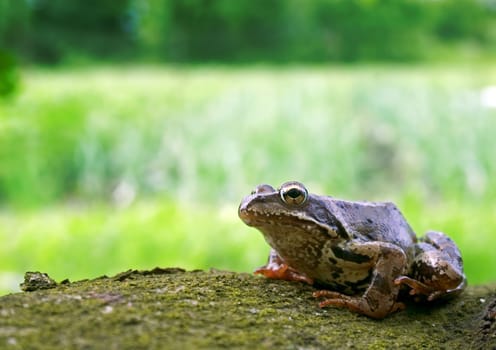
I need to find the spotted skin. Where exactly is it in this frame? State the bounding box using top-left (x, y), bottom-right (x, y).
top-left (239, 181), bottom-right (466, 319)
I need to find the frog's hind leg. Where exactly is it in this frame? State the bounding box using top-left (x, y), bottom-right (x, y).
top-left (396, 231), bottom-right (466, 301)
top-left (255, 248), bottom-right (314, 285)
top-left (314, 242), bottom-right (407, 319)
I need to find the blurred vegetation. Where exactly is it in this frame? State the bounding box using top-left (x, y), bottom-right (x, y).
top-left (0, 0), bottom-right (495, 64)
top-left (1, 1), bottom-right (495, 294)
top-left (2, 67), bottom-right (495, 207)
top-left (0, 66), bottom-right (495, 295)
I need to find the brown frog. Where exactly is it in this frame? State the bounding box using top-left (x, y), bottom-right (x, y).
top-left (238, 181), bottom-right (466, 319)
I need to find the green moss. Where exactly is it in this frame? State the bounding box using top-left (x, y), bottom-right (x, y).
top-left (0, 268), bottom-right (494, 349)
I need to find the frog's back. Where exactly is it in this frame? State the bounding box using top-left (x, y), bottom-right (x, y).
top-left (326, 198), bottom-right (417, 251)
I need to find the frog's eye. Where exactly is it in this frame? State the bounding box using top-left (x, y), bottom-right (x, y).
top-left (280, 181), bottom-right (308, 206)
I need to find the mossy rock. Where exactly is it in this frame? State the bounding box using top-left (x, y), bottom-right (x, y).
top-left (0, 268), bottom-right (494, 349)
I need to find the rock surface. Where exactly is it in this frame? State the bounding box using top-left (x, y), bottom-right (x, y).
top-left (0, 268), bottom-right (494, 349)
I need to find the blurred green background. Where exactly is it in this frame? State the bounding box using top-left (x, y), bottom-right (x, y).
top-left (1, 0), bottom-right (496, 295)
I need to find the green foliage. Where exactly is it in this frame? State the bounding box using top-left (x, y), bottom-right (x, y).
top-left (161, 0), bottom-right (287, 61)
top-left (434, 0), bottom-right (490, 41)
top-left (0, 0), bottom-right (495, 63)
top-left (0, 0), bottom-right (133, 63)
top-left (284, 0), bottom-right (430, 61)
top-left (0, 49), bottom-right (18, 97)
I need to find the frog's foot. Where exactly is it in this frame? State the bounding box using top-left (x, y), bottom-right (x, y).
top-left (394, 276), bottom-right (445, 302)
top-left (395, 276), bottom-right (466, 302)
top-left (313, 290), bottom-right (405, 319)
top-left (406, 231), bottom-right (466, 302)
top-left (254, 263), bottom-right (313, 284)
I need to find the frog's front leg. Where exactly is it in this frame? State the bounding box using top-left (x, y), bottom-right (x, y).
top-left (314, 242), bottom-right (407, 319)
top-left (255, 248), bottom-right (314, 285)
top-left (395, 231), bottom-right (466, 301)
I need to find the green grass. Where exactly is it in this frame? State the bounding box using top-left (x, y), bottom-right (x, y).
top-left (1, 64), bottom-right (495, 294)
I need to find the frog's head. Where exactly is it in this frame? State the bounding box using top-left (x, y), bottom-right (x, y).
top-left (238, 181), bottom-right (342, 240)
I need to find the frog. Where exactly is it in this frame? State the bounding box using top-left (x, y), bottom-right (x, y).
top-left (238, 181), bottom-right (466, 319)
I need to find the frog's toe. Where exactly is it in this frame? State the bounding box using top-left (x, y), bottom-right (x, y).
top-left (313, 290), bottom-right (343, 300)
top-left (313, 291), bottom-right (365, 314)
top-left (395, 275), bottom-right (465, 301)
top-left (313, 290), bottom-right (352, 308)
top-left (313, 290), bottom-right (405, 319)
top-left (254, 264), bottom-right (288, 278)
top-left (255, 264), bottom-right (313, 285)
top-left (395, 276), bottom-right (433, 296)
